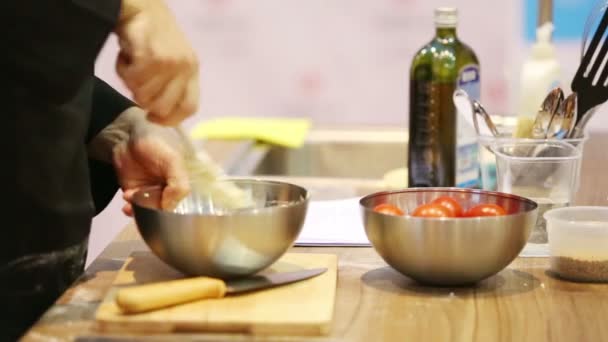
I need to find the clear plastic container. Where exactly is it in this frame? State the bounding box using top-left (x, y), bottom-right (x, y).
top-left (476, 116), bottom-right (587, 192)
top-left (491, 140), bottom-right (582, 243)
top-left (545, 206), bottom-right (608, 282)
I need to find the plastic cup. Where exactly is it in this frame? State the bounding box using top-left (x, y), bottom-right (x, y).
top-left (478, 135), bottom-right (586, 192)
top-left (491, 140), bottom-right (582, 243)
top-left (476, 116), bottom-right (587, 192)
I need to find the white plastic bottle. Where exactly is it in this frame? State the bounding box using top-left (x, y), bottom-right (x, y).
top-left (514, 22), bottom-right (561, 138)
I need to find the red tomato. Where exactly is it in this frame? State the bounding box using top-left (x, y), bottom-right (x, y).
top-left (412, 203), bottom-right (453, 218)
top-left (464, 203), bottom-right (507, 217)
top-left (431, 196), bottom-right (463, 217)
top-left (373, 203), bottom-right (404, 216)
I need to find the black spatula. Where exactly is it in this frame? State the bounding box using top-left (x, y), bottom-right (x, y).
top-left (572, 5), bottom-right (608, 126)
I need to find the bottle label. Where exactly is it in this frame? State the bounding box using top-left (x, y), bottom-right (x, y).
top-left (456, 64), bottom-right (481, 188)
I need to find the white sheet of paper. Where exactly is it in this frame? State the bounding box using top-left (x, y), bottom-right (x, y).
top-left (295, 197), bottom-right (370, 246)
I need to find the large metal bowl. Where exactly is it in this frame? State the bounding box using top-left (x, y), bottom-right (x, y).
top-left (360, 188), bottom-right (538, 285)
top-left (132, 179), bottom-right (309, 279)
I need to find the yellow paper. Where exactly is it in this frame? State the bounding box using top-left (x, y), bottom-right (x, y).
top-left (190, 117), bottom-right (311, 148)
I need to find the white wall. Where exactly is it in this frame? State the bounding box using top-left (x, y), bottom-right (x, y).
top-left (88, 0), bottom-right (607, 266)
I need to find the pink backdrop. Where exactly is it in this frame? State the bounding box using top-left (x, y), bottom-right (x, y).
top-left (96, 0), bottom-right (516, 126)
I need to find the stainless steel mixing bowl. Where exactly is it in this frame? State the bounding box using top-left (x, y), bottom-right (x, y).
top-left (360, 188), bottom-right (538, 285)
top-left (132, 179), bottom-right (309, 279)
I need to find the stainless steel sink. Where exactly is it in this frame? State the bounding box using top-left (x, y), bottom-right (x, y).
top-left (250, 128), bottom-right (408, 179)
top-left (227, 127), bottom-right (409, 200)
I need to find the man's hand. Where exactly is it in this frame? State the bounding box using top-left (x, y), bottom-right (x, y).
top-left (89, 108), bottom-right (190, 215)
top-left (115, 0), bottom-right (199, 126)
top-left (113, 120), bottom-right (190, 216)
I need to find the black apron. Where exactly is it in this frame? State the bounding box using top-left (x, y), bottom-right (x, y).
top-left (2, 1), bottom-right (132, 338)
top-left (1, 75), bottom-right (133, 340)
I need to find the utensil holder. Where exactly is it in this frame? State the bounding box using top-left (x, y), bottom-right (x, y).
top-left (476, 122), bottom-right (587, 192)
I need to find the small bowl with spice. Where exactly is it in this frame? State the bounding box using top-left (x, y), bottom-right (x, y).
top-left (545, 206), bottom-right (608, 282)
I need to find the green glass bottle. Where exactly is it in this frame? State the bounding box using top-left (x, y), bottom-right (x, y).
top-left (408, 7), bottom-right (480, 188)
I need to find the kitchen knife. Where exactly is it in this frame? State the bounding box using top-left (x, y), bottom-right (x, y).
top-left (115, 268), bottom-right (327, 314)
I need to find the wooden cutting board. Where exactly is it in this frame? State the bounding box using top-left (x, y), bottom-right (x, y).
top-left (95, 251), bottom-right (338, 335)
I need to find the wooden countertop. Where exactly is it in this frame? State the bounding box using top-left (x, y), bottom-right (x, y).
top-left (23, 132), bottom-right (608, 342)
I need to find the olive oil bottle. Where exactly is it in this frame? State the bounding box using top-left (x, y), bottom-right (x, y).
top-left (408, 7), bottom-right (480, 188)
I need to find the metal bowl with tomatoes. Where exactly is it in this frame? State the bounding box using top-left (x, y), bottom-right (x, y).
top-left (360, 188), bottom-right (538, 286)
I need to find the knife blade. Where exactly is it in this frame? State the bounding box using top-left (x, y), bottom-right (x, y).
top-left (115, 268), bottom-right (327, 314)
top-left (225, 267), bottom-right (326, 293)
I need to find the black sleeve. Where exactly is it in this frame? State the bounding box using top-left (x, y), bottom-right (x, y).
top-left (87, 77), bottom-right (136, 143)
top-left (88, 77), bottom-right (136, 215)
top-left (89, 158), bottom-right (120, 215)
top-left (2, 0), bottom-right (122, 104)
